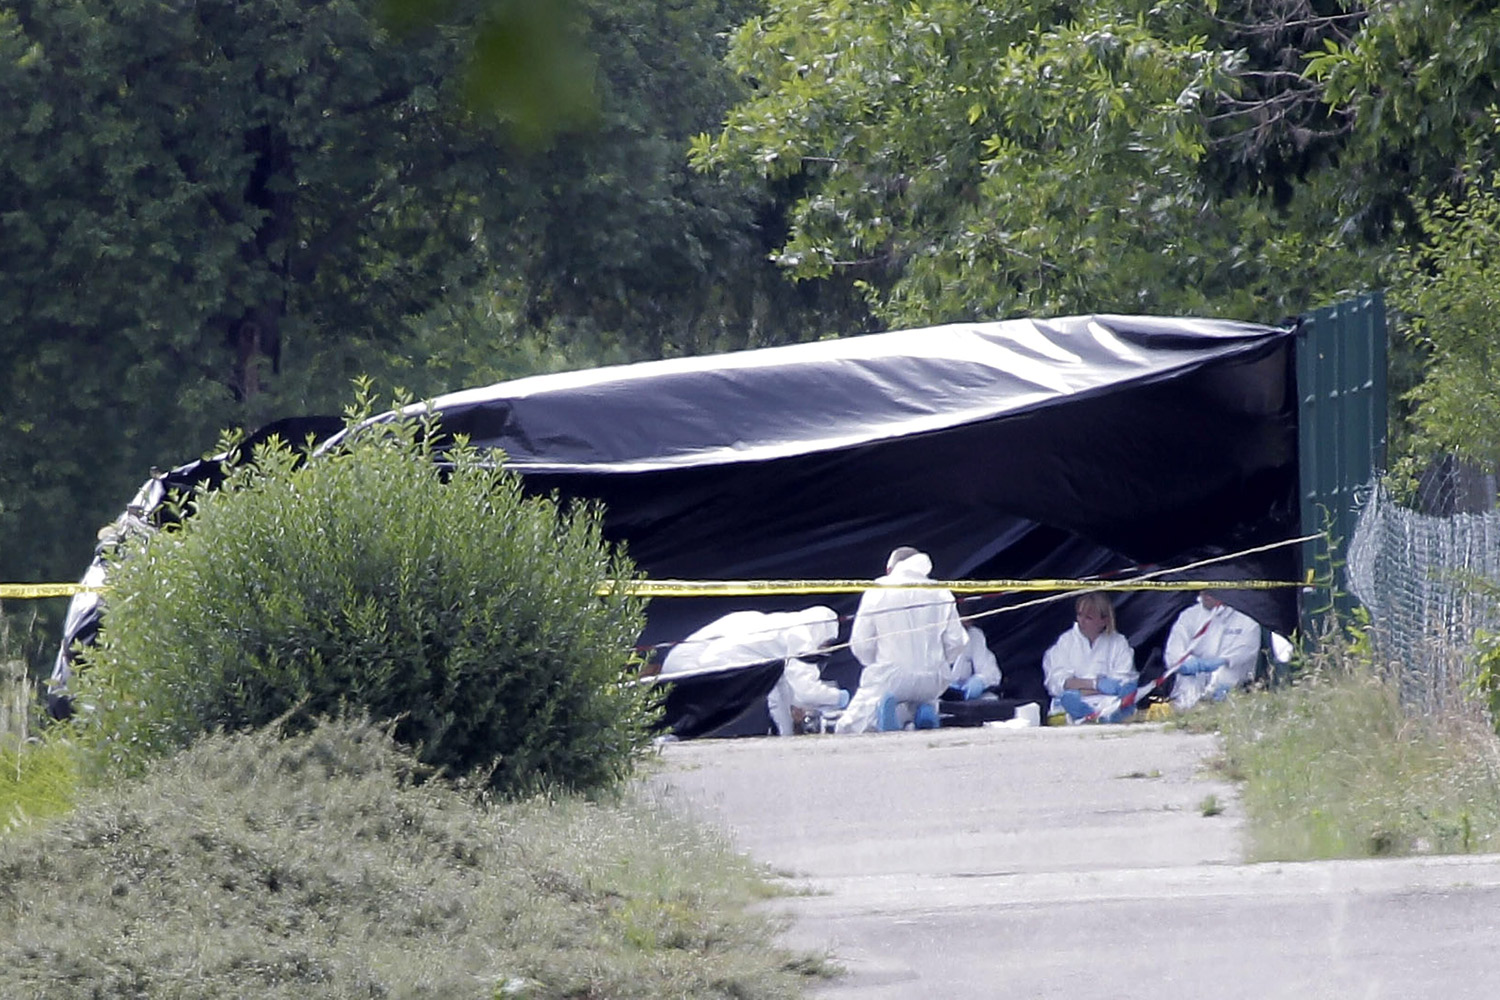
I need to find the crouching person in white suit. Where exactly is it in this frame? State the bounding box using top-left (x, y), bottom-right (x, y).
top-left (947, 624), bottom-right (1002, 701)
top-left (661, 606), bottom-right (848, 735)
top-left (836, 546), bottom-right (968, 734)
top-left (763, 606), bottom-right (849, 734)
top-left (1167, 591), bottom-right (1262, 711)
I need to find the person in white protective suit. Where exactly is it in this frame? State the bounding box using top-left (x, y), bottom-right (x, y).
top-left (1042, 592), bottom-right (1138, 723)
top-left (763, 606), bottom-right (849, 735)
top-left (659, 606), bottom-right (848, 735)
top-left (946, 624), bottom-right (1001, 701)
top-left (836, 546), bottom-right (968, 734)
top-left (1166, 591), bottom-right (1263, 711)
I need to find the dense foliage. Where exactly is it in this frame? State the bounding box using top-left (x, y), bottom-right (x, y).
top-left (0, 0), bottom-right (500, 590)
top-left (689, 0), bottom-right (1361, 325)
top-left (0, 0), bottom-right (860, 647)
top-left (0, 719), bottom-right (828, 998)
top-left (1386, 178), bottom-right (1500, 473)
top-left (73, 411), bottom-right (654, 795)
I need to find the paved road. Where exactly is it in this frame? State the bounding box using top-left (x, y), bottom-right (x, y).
top-left (648, 724), bottom-right (1500, 999)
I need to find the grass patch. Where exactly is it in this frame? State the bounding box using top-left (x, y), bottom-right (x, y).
top-left (1198, 794), bottom-right (1224, 817)
top-left (1, 647), bottom-right (78, 835)
top-left (0, 718), bottom-right (830, 999)
top-left (0, 738), bottom-right (77, 835)
top-left (1194, 643), bottom-right (1500, 862)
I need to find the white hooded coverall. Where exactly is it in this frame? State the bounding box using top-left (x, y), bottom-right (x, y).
top-left (949, 625), bottom-right (1002, 691)
top-left (659, 606), bottom-right (844, 735)
top-left (836, 551), bottom-right (967, 734)
top-left (1166, 600), bottom-right (1262, 711)
top-left (1041, 624), bottom-right (1136, 723)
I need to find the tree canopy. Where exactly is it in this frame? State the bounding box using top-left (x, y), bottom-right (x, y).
top-left (691, 0), bottom-right (1500, 475)
top-left (0, 0), bottom-right (506, 588)
top-left (688, 0), bottom-right (1374, 326)
top-left (0, 0), bottom-right (859, 617)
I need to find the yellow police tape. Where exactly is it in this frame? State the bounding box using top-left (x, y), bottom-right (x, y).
top-left (0, 583), bottom-right (99, 599)
top-left (4, 576), bottom-right (1299, 601)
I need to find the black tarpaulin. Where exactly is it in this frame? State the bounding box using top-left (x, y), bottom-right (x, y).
top-left (362, 314), bottom-right (1302, 735)
top-left (648, 660), bottom-right (786, 740)
top-left (62, 315), bottom-right (1303, 737)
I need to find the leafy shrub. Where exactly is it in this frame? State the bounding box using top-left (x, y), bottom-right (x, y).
top-left (74, 411), bottom-right (655, 795)
top-left (0, 719), bottom-right (827, 999)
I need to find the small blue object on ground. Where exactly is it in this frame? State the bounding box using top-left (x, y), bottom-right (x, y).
top-left (913, 703), bottom-right (940, 730)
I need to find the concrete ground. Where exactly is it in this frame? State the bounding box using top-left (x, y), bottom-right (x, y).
top-left (647, 723), bottom-right (1500, 1000)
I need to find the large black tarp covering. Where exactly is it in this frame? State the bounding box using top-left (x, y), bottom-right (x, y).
top-left (392, 315), bottom-right (1302, 734)
top-left (61, 315), bottom-right (1301, 736)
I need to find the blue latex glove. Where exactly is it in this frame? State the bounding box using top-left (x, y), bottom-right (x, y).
top-left (837, 688), bottom-right (851, 709)
top-left (1094, 675), bottom-right (1135, 697)
top-left (1178, 657), bottom-right (1208, 676)
top-left (1181, 656), bottom-right (1229, 676)
top-left (963, 675), bottom-right (989, 700)
top-left (1059, 690), bottom-right (1093, 721)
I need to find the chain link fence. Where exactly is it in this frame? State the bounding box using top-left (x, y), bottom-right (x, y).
top-left (1347, 477), bottom-right (1500, 718)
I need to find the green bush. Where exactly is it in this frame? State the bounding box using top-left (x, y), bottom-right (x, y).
top-left (0, 719), bottom-right (828, 999)
top-left (74, 413), bottom-right (655, 796)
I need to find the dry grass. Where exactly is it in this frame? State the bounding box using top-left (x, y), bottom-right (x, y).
top-left (1191, 635), bottom-right (1500, 861)
top-left (0, 718), bottom-right (831, 999)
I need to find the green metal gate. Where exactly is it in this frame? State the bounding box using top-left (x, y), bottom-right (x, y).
top-left (1296, 292), bottom-right (1388, 626)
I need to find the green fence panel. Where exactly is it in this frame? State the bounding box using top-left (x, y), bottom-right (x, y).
top-left (1296, 292), bottom-right (1388, 629)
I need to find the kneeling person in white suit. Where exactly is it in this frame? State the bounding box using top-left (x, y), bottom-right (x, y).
top-left (836, 547), bottom-right (967, 734)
